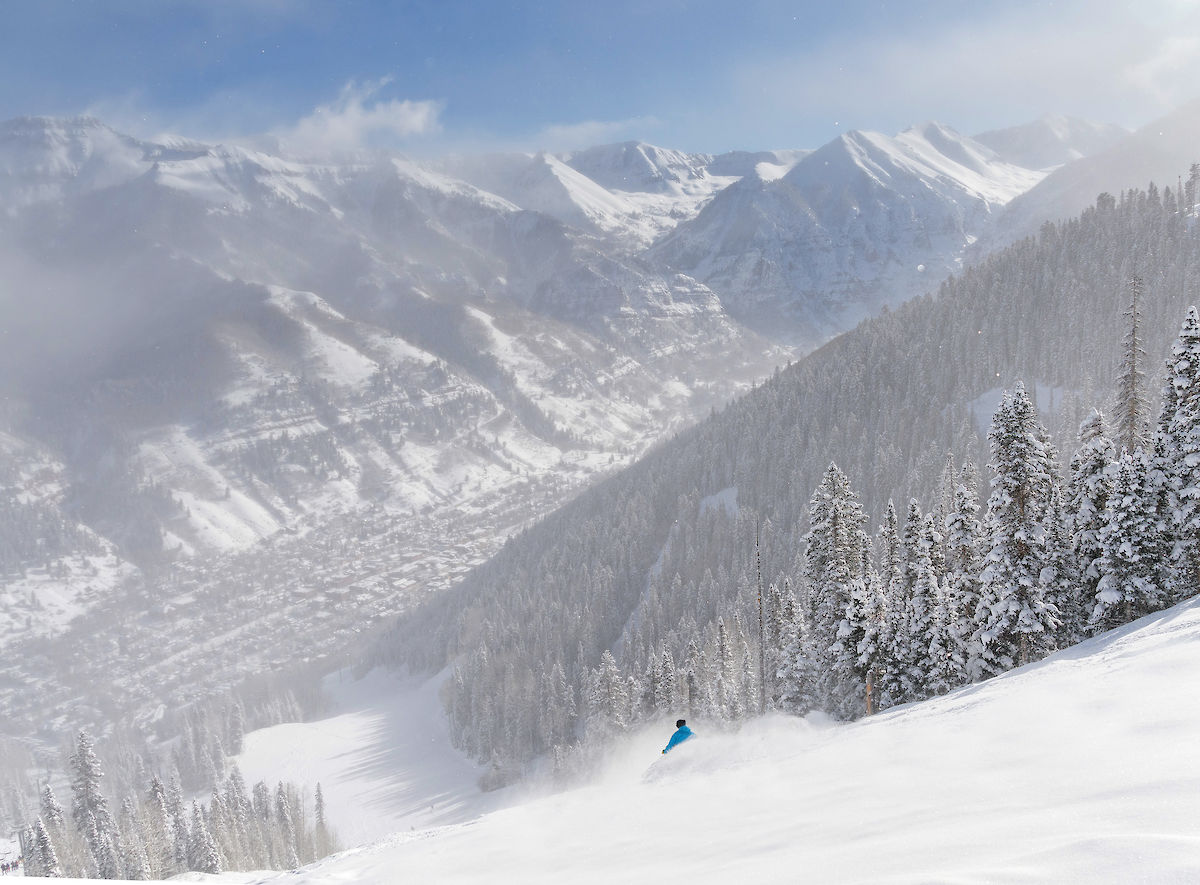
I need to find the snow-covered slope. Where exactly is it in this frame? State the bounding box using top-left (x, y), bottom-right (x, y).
top-left (223, 596), bottom-right (1200, 883)
top-left (974, 114), bottom-right (1128, 171)
top-left (441, 142), bottom-right (737, 250)
top-left (562, 141), bottom-right (711, 194)
top-left (0, 116), bottom-right (154, 207)
top-left (650, 122), bottom-right (1045, 343)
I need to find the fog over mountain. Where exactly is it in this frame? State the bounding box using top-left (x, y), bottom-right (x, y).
top-left (973, 114), bottom-right (1129, 171)
top-left (984, 101), bottom-right (1200, 250)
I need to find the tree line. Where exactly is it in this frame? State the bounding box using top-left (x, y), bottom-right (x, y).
top-left (19, 730), bottom-right (336, 879)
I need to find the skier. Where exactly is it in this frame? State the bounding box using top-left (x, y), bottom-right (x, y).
top-left (662, 719), bottom-right (694, 754)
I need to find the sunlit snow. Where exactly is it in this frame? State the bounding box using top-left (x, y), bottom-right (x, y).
top-left (200, 598), bottom-right (1200, 884)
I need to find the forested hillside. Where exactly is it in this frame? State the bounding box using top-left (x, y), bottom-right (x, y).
top-left (375, 174), bottom-right (1200, 779)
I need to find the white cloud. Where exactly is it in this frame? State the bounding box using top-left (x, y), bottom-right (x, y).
top-left (1123, 36), bottom-right (1200, 105)
top-left (725, 1), bottom-right (1200, 143)
top-left (533, 116), bottom-right (661, 152)
top-left (277, 79), bottom-right (442, 156)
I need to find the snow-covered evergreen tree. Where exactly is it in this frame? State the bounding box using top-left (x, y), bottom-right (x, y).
top-left (802, 463), bottom-right (871, 717)
top-left (1093, 449), bottom-right (1168, 629)
top-left (1065, 409), bottom-right (1115, 640)
top-left (118, 796), bottom-right (151, 881)
top-left (1038, 484), bottom-right (1076, 651)
top-left (876, 499), bottom-right (902, 584)
top-left (40, 784), bottom-right (66, 834)
top-left (1114, 276), bottom-right (1148, 452)
top-left (898, 500), bottom-right (925, 603)
top-left (925, 574), bottom-right (967, 696)
top-left (1158, 306), bottom-right (1200, 594)
top-left (975, 384), bottom-right (1060, 674)
top-left (904, 522), bottom-right (939, 701)
top-left (944, 464), bottom-right (984, 680)
top-left (32, 816), bottom-right (64, 878)
top-left (143, 775), bottom-right (175, 879)
top-left (69, 730), bottom-right (119, 876)
top-left (655, 650), bottom-right (677, 713)
top-left (167, 774), bottom-right (190, 874)
top-left (851, 566), bottom-right (889, 715)
top-left (274, 783), bottom-right (300, 870)
top-left (882, 501), bottom-right (925, 702)
top-left (587, 650), bottom-right (629, 735)
top-left (187, 801), bottom-right (221, 874)
top-left (314, 782), bottom-right (333, 859)
top-left (776, 600), bottom-right (818, 715)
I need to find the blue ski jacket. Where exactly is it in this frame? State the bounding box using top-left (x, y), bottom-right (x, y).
top-left (662, 725), bottom-right (694, 754)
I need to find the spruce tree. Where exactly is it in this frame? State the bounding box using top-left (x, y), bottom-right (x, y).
top-left (802, 463), bottom-right (870, 717)
top-left (588, 650), bottom-right (629, 735)
top-left (1093, 450), bottom-right (1168, 629)
top-left (144, 775), bottom-right (175, 879)
top-left (1159, 306), bottom-right (1200, 594)
top-left (944, 464), bottom-right (983, 680)
top-left (167, 774), bottom-right (189, 874)
top-left (40, 784), bottom-right (65, 834)
top-left (905, 537), bottom-right (939, 701)
top-left (883, 500), bottom-right (926, 703)
top-left (1114, 275), bottom-right (1148, 452)
top-left (274, 783), bottom-right (300, 870)
top-left (118, 796), bottom-right (151, 881)
top-left (851, 567), bottom-right (889, 715)
top-left (314, 782), bottom-right (332, 859)
top-left (975, 384), bottom-right (1060, 673)
top-left (877, 500), bottom-right (903, 595)
top-left (69, 730), bottom-right (119, 875)
top-left (187, 801), bottom-right (221, 874)
top-left (776, 601), bottom-right (818, 714)
top-left (925, 574), bottom-right (967, 696)
top-left (1038, 484), bottom-right (1076, 652)
top-left (1065, 409), bottom-right (1115, 640)
top-left (33, 816), bottom-right (63, 878)
top-left (70, 731), bottom-right (111, 835)
top-left (655, 650), bottom-right (677, 713)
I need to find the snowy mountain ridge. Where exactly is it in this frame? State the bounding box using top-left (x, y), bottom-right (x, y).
top-left (650, 121), bottom-right (1052, 341)
top-left (974, 113), bottom-right (1131, 171)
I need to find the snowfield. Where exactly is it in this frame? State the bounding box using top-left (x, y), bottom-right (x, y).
top-left (188, 596), bottom-right (1200, 884)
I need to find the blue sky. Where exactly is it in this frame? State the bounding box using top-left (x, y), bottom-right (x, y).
top-left (4, 0), bottom-right (1200, 154)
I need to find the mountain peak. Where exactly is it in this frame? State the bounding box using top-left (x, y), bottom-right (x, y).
top-left (561, 141), bottom-right (713, 194)
top-left (0, 114), bottom-right (155, 208)
top-left (973, 114), bottom-right (1129, 170)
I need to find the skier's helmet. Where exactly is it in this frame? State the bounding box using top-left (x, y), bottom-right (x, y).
top-left (676, 719), bottom-right (686, 728)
